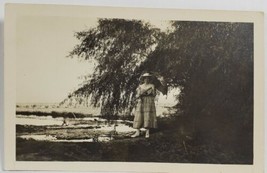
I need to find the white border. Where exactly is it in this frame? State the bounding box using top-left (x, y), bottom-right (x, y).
top-left (3, 3), bottom-right (265, 173)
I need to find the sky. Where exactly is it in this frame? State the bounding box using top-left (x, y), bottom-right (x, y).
top-left (16, 16), bottom-right (98, 103)
top-left (16, 15), bottom-right (177, 104)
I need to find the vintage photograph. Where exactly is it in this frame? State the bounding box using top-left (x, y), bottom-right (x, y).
top-left (4, 4), bottom-right (264, 173)
top-left (15, 16), bottom-right (254, 163)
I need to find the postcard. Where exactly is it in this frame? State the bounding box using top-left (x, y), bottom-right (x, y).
top-left (4, 3), bottom-right (264, 173)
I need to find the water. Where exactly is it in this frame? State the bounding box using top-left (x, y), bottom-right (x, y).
top-left (16, 115), bottom-right (106, 127)
top-left (19, 134), bottom-right (113, 143)
top-left (16, 114), bottom-right (136, 142)
top-left (16, 115), bottom-right (64, 126)
top-left (16, 101), bottom-right (175, 143)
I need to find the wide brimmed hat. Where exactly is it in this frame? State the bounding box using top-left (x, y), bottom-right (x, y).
top-left (142, 73), bottom-right (153, 77)
top-left (139, 73), bottom-right (153, 81)
top-left (139, 72), bottom-right (168, 95)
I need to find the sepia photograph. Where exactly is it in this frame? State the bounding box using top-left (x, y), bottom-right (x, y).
top-left (4, 4), bottom-right (264, 173)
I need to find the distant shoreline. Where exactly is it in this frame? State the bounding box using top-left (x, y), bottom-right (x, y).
top-left (16, 102), bottom-right (60, 105)
top-left (16, 111), bottom-right (91, 118)
top-left (16, 102), bottom-right (175, 118)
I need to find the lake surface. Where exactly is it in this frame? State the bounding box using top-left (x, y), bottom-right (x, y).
top-left (16, 102), bottom-right (175, 143)
top-left (16, 114), bottom-right (136, 142)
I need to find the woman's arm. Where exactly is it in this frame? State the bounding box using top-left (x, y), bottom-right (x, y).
top-left (142, 85), bottom-right (156, 96)
top-left (136, 86), bottom-right (141, 98)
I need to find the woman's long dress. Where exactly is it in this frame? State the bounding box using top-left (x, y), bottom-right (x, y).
top-left (133, 84), bottom-right (157, 129)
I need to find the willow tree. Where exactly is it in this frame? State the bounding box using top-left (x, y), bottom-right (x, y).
top-left (67, 19), bottom-right (162, 116)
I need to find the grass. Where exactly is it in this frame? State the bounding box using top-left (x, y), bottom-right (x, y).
top-left (16, 117), bottom-right (253, 164)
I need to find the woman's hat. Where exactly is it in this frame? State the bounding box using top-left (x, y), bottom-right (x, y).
top-left (139, 73), bottom-right (153, 81)
top-left (141, 73), bottom-right (152, 77)
top-left (139, 72), bottom-right (168, 95)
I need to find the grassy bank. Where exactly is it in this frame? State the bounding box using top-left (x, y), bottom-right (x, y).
top-left (16, 117), bottom-right (252, 164)
top-left (16, 132), bottom-right (251, 163)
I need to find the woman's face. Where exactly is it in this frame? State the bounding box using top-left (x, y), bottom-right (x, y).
top-left (144, 77), bottom-right (149, 84)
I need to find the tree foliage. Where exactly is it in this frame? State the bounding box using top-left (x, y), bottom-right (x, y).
top-left (68, 19), bottom-right (162, 116)
top-left (152, 22), bottom-right (253, 146)
top-left (67, 19), bottom-right (253, 147)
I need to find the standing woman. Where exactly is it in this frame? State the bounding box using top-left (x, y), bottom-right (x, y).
top-left (131, 73), bottom-right (157, 138)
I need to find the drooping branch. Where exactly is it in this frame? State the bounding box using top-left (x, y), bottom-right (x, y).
top-left (65, 19), bottom-right (163, 115)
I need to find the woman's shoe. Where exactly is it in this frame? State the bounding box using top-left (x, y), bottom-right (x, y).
top-left (145, 129), bottom-right (150, 138)
top-left (131, 130), bottom-right (140, 138)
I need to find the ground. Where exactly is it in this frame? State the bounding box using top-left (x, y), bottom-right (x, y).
top-left (16, 118), bottom-right (252, 164)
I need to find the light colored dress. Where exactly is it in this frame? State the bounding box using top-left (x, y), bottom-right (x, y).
top-left (133, 84), bottom-right (157, 129)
